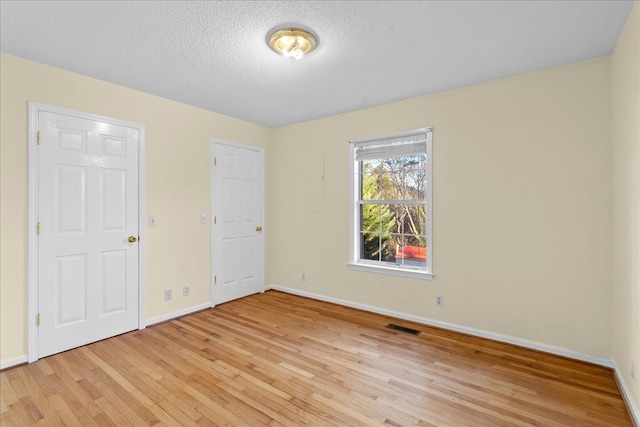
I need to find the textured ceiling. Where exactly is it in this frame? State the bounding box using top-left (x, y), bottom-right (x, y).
top-left (0, 1), bottom-right (635, 128)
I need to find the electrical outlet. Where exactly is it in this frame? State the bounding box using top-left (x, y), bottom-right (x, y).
top-left (149, 216), bottom-right (156, 226)
top-left (164, 289), bottom-right (172, 301)
top-left (183, 285), bottom-right (190, 297)
top-left (200, 214), bottom-right (207, 224)
top-left (436, 295), bottom-right (443, 307)
top-left (301, 272), bottom-right (306, 281)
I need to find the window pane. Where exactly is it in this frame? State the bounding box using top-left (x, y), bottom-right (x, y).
top-left (361, 173), bottom-right (380, 200)
top-left (403, 155), bottom-right (426, 171)
top-left (381, 244), bottom-right (397, 263)
top-left (362, 203), bottom-right (395, 234)
top-left (361, 232), bottom-right (380, 261)
top-left (361, 204), bottom-right (381, 232)
top-left (404, 170), bottom-right (426, 200)
top-left (361, 170), bottom-right (400, 201)
top-left (405, 234), bottom-right (427, 247)
top-left (361, 230), bottom-right (397, 263)
top-left (361, 232), bottom-right (397, 262)
top-left (362, 159), bottom-right (382, 174)
top-left (400, 205), bottom-right (427, 236)
top-left (384, 156), bottom-right (402, 170)
top-left (387, 173), bottom-right (401, 199)
top-left (386, 171), bottom-right (403, 199)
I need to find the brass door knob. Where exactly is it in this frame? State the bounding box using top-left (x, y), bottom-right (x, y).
top-left (255, 226), bottom-right (263, 232)
top-left (128, 236), bottom-right (138, 243)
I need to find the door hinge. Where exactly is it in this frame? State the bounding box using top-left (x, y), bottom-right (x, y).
top-left (214, 157), bottom-right (217, 166)
top-left (214, 216), bottom-right (217, 225)
top-left (214, 275), bottom-right (217, 284)
top-left (37, 222), bottom-right (41, 235)
top-left (37, 131), bottom-right (41, 145)
top-left (36, 314), bottom-right (41, 326)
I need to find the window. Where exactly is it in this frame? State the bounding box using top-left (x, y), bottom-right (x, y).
top-left (349, 128), bottom-right (433, 279)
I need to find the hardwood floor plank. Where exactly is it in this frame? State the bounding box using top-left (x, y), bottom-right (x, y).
top-left (1, 291), bottom-right (633, 426)
top-left (0, 369), bottom-right (19, 411)
top-left (47, 393), bottom-right (83, 426)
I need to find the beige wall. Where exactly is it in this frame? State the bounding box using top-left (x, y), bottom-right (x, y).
top-left (267, 57), bottom-right (613, 358)
top-left (0, 53), bottom-right (270, 362)
top-left (612, 2), bottom-right (640, 410)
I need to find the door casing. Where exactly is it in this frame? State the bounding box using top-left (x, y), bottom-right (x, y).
top-left (27, 102), bottom-right (146, 362)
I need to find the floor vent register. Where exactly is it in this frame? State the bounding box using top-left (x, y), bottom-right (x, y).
top-left (385, 323), bottom-right (421, 335)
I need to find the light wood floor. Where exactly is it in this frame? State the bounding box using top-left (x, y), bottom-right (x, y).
top-left (1, 291), bottom-right (632, 426)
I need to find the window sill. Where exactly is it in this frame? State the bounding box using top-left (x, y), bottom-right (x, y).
top-left (348, 263), bottom-right (434, 280)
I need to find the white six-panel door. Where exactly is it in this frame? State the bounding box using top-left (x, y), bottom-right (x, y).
top-left (37, 110), bottom-right (140, 358)
top-left (212, 141), bottom-right (264, 305)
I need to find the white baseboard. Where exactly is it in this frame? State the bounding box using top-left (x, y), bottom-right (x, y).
top-left (614, 364), bottom-right (640, 427)
top-left (146, 302), bottom-right (211, 327)
top-left (0, 355), bottom-right (28, 371)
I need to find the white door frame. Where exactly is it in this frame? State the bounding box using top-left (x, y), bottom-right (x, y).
top-left (27, 102), bottom-right (146, 363)
top-left (210, 138), bottom-right (265, 307)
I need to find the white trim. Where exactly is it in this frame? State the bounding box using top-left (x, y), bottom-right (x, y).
top-left (210, 138), bottom-right (265, 307)
top-left (265, 284), bottom-right (614, 368)
top-left (138, 126), bottom-right (147, 330)
top-left (210, 139), bottom-right (219, 307)
top-left (27, 102), bottom-right (146, 363)
top-left (27, 103), bottom-right (39, 363)
top-left (146, 303), bottom-right (211, 327)
top-left (348, 262), bottom-right (433, 280)
top-left (614, 364), bottom-right (640, 426)
top-left (0, 356), bottom-right (28, 371)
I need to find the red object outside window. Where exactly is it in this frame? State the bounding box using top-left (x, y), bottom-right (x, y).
top-left (395, 245), bottom-right (427, 261)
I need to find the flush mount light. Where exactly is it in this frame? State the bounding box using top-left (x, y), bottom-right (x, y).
top-left (268, 28), bottom-right (317, 60)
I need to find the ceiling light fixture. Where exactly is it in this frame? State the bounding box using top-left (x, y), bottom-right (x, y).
top-left (268, 28), bottom-right (317, 60)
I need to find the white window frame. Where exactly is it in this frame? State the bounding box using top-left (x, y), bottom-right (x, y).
top-left (348, 127), bottom-right (433, 280)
